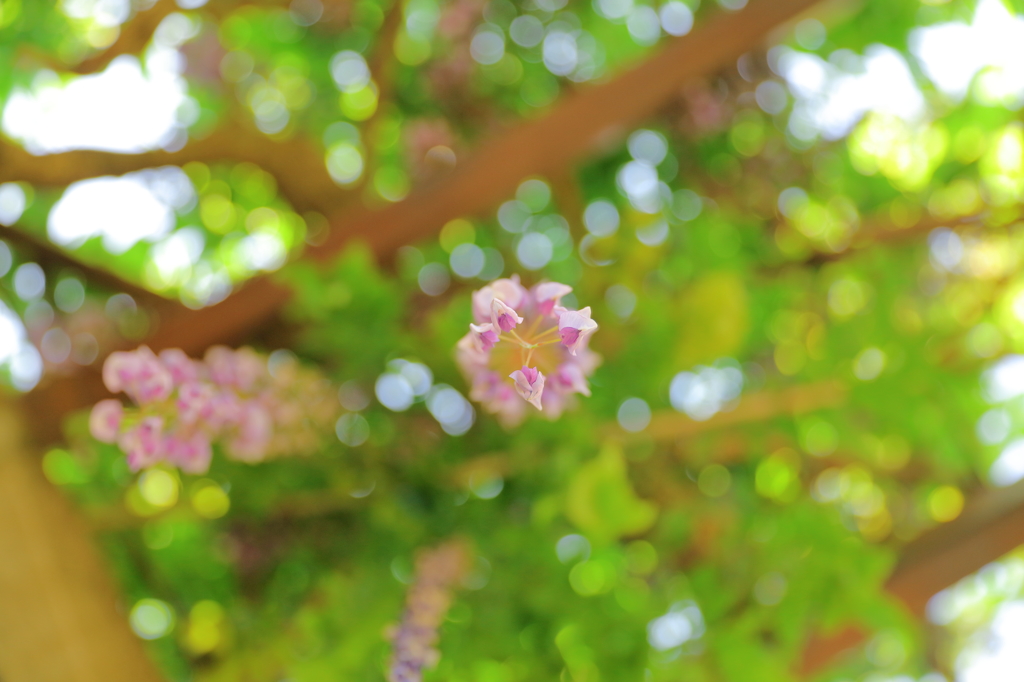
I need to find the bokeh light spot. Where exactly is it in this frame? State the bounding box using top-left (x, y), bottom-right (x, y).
top-left (130, 599), bottom-right (175, 640)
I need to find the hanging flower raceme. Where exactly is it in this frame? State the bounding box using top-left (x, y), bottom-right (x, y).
top-left (456, 276), bottom-right (599, 426)
top-left (89, 345), bottom-right (339, 473)
top-left (387, 541), bottom-right (470, 682)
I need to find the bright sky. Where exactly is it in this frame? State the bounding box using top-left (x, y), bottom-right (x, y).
top-left (0, 300), bottom-right (41, 391)
top-left (911, 0), bottom-right (1024, 104)
top-left (958, 600), bottom-right (1024, 682)
top-left (778, 44), bottom-right (925, 140)
top-left (1, 51), bottom-right (187, 155)
top-left (49, 173), bottom-right (177, 253)
top-left (777, 0), bottom-right (1024, 141)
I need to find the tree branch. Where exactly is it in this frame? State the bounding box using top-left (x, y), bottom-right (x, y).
top-left (317, 0), bottom-right (824, 258)
top-left (0, 121), bottom-right (345, 217)
top-left (0, 223), bottom-right (164, 305)
top-left (66, 0), bottom-right (302, 76)
top-left (352, 0), bottom-right (406, 194)
top-left (71, 0), bottom-right (179, 75)
top-left (548, 167), bottom-right (587, 241)
top-left (607, 380), bottom-right (848, 443)
top-left (810, 211), bottom-right (986, 265)
top-left (798, 474), bottom-right (1024, 677)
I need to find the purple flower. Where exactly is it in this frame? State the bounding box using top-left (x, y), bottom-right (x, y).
top-left (233, 348), bottom-right (267, 392)
top-left (207, 389), bottom-right (244, 431)
top-left (558, 307), bottom-right (598, 356)
top-left (102, 351), bottom-right (134, 393)
top-left (490, 298), bottom-right (523, 333)
top-left (89, 399), bottom-right (123, 443)
top-left (469, 371), bottom-right (527, 427)
top-left (388, 542), bottom-right (469, 682)
top-left (533, 282), bottom-right (573, 316)
top-left (471, 275), bottom-right (527, 323)
top-left (91, 345), bottom-right (339, 472)
top-left (226, 402), bottom-right (272, 462)
top-left (555, 363), bottom-right (591, 397)
top-left (118, 416), bottom-right (166, 471)
top-left (164, 433), bottom-right (213, 474)
top-left (468, 323), bottom-right (500, 352)
top-left (456, 277), bottom-right (599, 426)
top-left (103, 347), bottom-right (173, 403)
top-left (510, 365), bottom-right (546, 410)
top-left (455, 333), bottom-right (489, 373)
top-left (204, 346), bottom-right (236, 386)
top-left (204, 346), bottom-right (267, 392)
top-left (159, 348), bottom-right (199, 385)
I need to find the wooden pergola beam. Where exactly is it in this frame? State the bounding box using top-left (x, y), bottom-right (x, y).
top-left (799, 474), bottom-right (1024, 677)
top-left (315, 0), bottom-right (824, 257)
top-left (0, 224), bottom-right (163, 305)
top-left (0, 123), bottom-right (343, 218)
top-left (608, 380), bottom-right (848, 443)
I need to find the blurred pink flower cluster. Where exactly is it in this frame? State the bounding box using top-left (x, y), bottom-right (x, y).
top-left (388, 541), bottom-right (470, 682)
top-left (89, 345), bottom-right (339, 473)
top-left (456, 276), bottom-right (599, 427)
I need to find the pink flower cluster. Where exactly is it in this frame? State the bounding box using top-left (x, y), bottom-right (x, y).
top-left (456, 276), bottom-right (599, 426)
top-left (388, 541), bottom-right (470, 682)
top-left (89, 346), bottom-right (339, 473)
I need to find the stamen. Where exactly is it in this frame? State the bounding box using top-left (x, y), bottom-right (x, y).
top-left (524, 315), bottom-right (543, 337)
top-left (530, 326), bottom-right (561, 342)
top-left (509, 329), bottom-right (534, 347)
top-left (499, 334), bottom-right (531, 348)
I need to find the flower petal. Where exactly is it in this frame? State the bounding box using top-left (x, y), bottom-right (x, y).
top-left (558, 306), bottom-right (598, 355)
top-left (510, 365), bottom-right (546, 410)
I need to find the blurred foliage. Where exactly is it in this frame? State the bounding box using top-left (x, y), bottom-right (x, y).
top-left (6, 0), bottom-right (1024, 681)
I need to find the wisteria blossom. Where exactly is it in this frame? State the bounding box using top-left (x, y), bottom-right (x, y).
top-left (89, 345), bottom-right (339, 473)
top-left (456, 276), bottom-right (599, 426)
top-left (387, 541), bottom-right (470, 682)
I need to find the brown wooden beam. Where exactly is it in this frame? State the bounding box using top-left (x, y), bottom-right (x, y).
top-left (889, 476), bottom-right (1024, 615)
top-left (0, 224), bottom-right (164, 305)
top-left (608, 380), bottom-right (848, 443)
top-left (799, 475), bottom-right (1024, 677)
top-left (0, 121), bottom-right (344, 218)
top-left (70, 0), bottom-right (181, 75)
top-left (318, 0), bottom-right (824, 258)
top-left (20, 0), bottom-right (328, 77)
